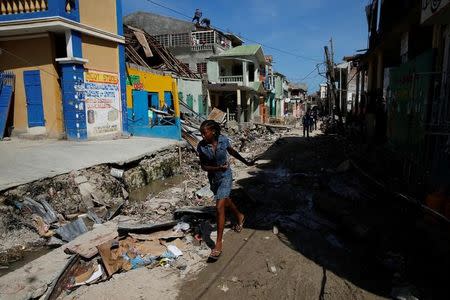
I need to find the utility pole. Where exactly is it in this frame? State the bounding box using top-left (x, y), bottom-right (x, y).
top-left (324, 42), bottom-right (342, 125)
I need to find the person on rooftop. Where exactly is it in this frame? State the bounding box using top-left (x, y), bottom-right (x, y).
top-left (192, 9), bottom-right (202, 24)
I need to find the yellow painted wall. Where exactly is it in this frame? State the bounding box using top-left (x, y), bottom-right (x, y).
top-left (0, 35), bottom-right (63, 138)
top-left (126, 67), bottom-right (180, 117)
top-left (79, 0), bottom-right (117, 34)
top-left (82, 34), bottom-right (119, 73)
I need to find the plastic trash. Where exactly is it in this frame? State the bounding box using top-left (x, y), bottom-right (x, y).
top-left (122, 254), bottom-right (155, 269)
top-left (173, 222), bottom-right (190, 232)
top-left (167, 245), bottom-right (183, 257)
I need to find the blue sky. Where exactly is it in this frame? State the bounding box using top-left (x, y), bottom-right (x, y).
top-left (122, 0), bottom-right (370, 93)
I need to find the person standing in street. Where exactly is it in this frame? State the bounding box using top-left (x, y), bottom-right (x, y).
top-left (197, 120), bottom-right (254, 260)
top-left (302, 111), bottom-right (311, 138)
top-left (312, 109), bottom-right (318, 131)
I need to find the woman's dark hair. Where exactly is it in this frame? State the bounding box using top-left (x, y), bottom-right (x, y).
top-left (200, 120), bottom-right (221, 138)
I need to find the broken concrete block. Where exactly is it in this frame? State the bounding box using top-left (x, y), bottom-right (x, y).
top-left (78, 182), bottom-right (95, 209)
top-left (123, 167), bottom-right (146, 190)
top-left (121, 187), bottom-right (129, 199)
top-left (74, 176), bottom-right (88, 185)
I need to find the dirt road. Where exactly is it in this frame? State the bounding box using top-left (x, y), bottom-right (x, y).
top-left (180, 134), bottom-right (385, 300)
top-left (179, 134), bottom-right (450, 299)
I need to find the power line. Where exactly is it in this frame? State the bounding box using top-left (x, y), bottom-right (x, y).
top-left (144, 0), bottom-right (322, 63)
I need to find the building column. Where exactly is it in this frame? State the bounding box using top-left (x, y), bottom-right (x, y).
top-left (247, 95), bottom-right (251, 122)
top-left (60, 63), bottom-right (87, 140)
top-left (118, 44), bottom-right (128, 135)
top-left (206, 89), bottom-right (212, 113)
top-left (214, 94), bottom-right (219, 107)
top-left (60, 30), bottom-right (87, 140)
top-left (242, 61), bottom-right (248, 86)
top-left (237, 89), bottom-right (242, 129)
top-left (376, 51), bottom-right (384, 90)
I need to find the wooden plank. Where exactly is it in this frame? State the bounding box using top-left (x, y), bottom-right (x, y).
top-left (129, 229), bottom-right (184, 241)
top-left (63, 223), bottom-right (118, 259)
top-left (118, 221), bottom-right (178, 235)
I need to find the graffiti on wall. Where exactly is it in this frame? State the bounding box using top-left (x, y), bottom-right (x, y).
top-left (126, 75), bottom-right (144, 90)
top-left (84, 70), bottom-right (121, 136)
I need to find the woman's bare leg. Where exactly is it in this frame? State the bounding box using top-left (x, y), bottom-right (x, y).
top-left (225, 198), bottom-right (245, 226)
top-left (214, 199), bottom-right (226, 252)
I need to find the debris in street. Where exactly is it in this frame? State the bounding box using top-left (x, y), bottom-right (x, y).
top-left (208, 108), bottom-right (227, 124)
top-left (219, 283), bottom-right (229, 292)
top-left (266, 259), bottom-right (277, 274)
top-left (173, 222), bottom-right (190, 232)
top-left (55, 218), bottom-right (88, 242)
top-left (110, 168), bottom-right (125, 179)
top-left (272, 225), bottom-right (279, 235)
top-left (73, 263), bottom-right (104, 287)
top-left (166, 245), bottom-right (183, 258)
top-left (391, 285), bottom-right (420, 300)
top-left (118, 221), bottom-right (178, 235)
top-left (64, 223), bottom-right (118, 258)
top-left (129, 229), bottom-right (184, 241)
top-left (195, 186), bottom-right (214, 199)
top-left (174, 206), bottom-right (216, 219)
top-left (19, 196), bottom-right (58, 224)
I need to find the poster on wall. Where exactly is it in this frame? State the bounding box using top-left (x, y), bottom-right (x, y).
top-left (84, 70), bottom-right (121, 137)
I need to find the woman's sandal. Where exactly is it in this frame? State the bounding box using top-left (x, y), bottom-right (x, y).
top-left (209, 249), bottom-right (222, 260)
top-left (233, 217), bottom-right (245, 233)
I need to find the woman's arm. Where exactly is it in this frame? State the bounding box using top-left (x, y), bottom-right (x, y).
top-left (227, 147), bottom-right (254, 166)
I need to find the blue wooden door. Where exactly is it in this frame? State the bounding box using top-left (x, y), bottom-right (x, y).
top-left (24, 70), bottom-right (45, 127)
top-left (131, 90), bottom-right (148, 127)
top-left (164, 91), bottom-right (173, 109)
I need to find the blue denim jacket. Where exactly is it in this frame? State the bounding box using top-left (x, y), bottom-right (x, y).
top-left (197, 135), bottom-right (232, 181)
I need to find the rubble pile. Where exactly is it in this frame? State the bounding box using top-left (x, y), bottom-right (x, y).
top-left (44, 210), bottom-right (223, 299)
top-left (0, 107), bottom-right (283, 294)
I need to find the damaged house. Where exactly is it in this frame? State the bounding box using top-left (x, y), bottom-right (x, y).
top-left (124, 25), bottom-right (200, 140)
top-left (124, 12), bottom-right (242, 116)
top-left (206, 45), bottom-right (268, 126)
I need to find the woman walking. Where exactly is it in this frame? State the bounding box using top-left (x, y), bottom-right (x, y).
top-left (197, 120), bottom-right (254, 260)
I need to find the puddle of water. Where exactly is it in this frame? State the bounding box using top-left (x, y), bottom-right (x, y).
top-left (129, 175), bottom-right (186, 202)
top-left (0, 247), bottom-right (52, 277)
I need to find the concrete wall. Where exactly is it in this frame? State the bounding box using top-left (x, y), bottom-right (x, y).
top-left (0, 35), bottom-right (63, 138)
top-left (176, 78), bottom-right (203, 114)
top-left (126, 67), bottom-right (180, 117)
top-left (207, 61), bottom-right (219, 82)
top-left (170, 48), bottom-right (214, 73)
top-left (79, 0), bottom-right (118, 34)
top-left (82, 34), bottom-right (119, 73)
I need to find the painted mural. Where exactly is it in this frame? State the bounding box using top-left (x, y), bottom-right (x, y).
top-left (84, 70), bottom-right (121, 136)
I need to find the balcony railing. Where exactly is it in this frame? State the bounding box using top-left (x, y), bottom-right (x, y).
top-left (219, 75), bottom-right (243, 83)
top-left (1, 0), bottom-right (48, 14)
top-left (191, 44), bottom-right (213, 52)
top-left (0, 0), bottom-right (78, 21)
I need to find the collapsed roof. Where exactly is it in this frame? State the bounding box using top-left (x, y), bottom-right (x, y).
top-left (124, 25), bottom-right (200, 79)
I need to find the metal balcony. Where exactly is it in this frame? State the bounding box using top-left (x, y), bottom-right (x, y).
top-left (219, 75), bottom-right (243, 83)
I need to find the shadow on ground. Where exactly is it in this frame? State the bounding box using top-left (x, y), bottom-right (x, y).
top-left (231, 135), bottom-right (450, 299)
